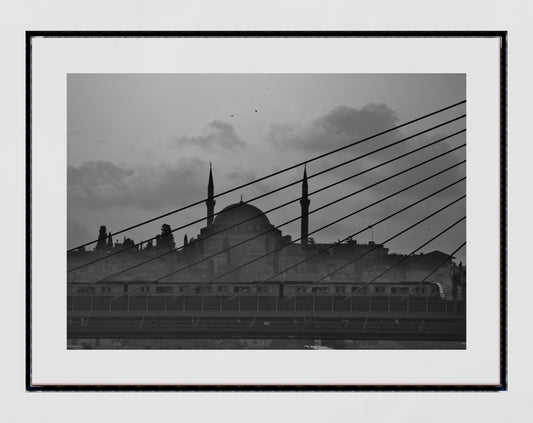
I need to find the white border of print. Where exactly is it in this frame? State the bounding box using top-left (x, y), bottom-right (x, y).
top-left (31, 36), bottom-right (500, 386)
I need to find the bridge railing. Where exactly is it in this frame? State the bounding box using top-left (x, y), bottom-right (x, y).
top-left (68, 316), bottom-right (466, 331)
top-left (67, 294), bottom-right (465, 315)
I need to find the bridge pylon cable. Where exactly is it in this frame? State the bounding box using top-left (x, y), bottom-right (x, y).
top-left (67, 100), bottom-right (466, 253)
top-left (111, 156), bottom-right (465, 298)
top-left (344, 215), bottom-right (466, 300)
top-left (312, 198), bottom-right (466, 286)
top-left (227, 195), bottom-right (465, 300)
top-left (68, 122), bottom-right (465, 272)
top-left (174, 172), bottom-right (466, 300)
top-left (400, 241), bottom-right (466, 301)
top-left (73, 139), bottom-right (465, 288)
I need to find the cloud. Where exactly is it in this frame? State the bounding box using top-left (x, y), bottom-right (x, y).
top-left (345, 130), bottom-right (467, 201)
top-left (174, 120), bottom-right (246, 152)
top-left (226, 166), bottom-right (272, 195)
top-left (67, 160), bottom-right (134, 192)
top-left (264, 103), bottom-right (466, 248)
top-left (268, 103), bottom-right (398, 152)
top-left (68, 159), bottom-right (209, 210)
top-left (67, 218), bottom-right (93, 249)
top-left (266, 101), bottom-right (465, 207)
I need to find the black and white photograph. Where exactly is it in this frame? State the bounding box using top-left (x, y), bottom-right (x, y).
top-left (66, 73), bottom-right (467, 350)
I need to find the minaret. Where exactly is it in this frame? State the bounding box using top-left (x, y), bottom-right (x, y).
top-left (300, 165), bottom-right (310, 247)
top-left (206, 162), bottom-right (216, 226)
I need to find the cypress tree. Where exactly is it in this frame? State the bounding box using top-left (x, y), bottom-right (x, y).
top-left (95, 226), bottom-right (107, 251)
top-left (156, 224), bottom-right (176, 251)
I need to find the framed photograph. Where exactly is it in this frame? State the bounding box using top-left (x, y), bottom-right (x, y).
top-left (27, 31), bottom-right (506, 390)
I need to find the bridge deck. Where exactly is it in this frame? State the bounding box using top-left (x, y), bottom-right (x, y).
top-left (68, 316), bottom-right (465, 341)
top-left (68, 294), bottom-right (465, 314)
top-left (67, 295), bottom-right (465, 341)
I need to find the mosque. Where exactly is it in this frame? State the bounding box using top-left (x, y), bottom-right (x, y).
top-left (180, 164), bottom-right (390, 283)
top-left (67, 165), bottom-right (460, 295)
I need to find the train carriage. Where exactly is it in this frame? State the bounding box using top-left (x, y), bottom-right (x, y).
top-left (68, 279), bottom-right (445, 300)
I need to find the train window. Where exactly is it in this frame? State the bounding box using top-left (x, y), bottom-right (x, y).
top-left (295, 286), bottom-right (306, 293)
top-left (352, 286), bottom-right (367, 293)
top-left (335, 286), bottom-right (346, 294)
top-left (195, 286), bottom-right (212, 294)
top-left (257, 286), bottom-right (268, 294)
top-left (374, 287), bottom-right (385, 293)
top-left (233, 287), bottom-right (250, 293)
top-left (155, 287), bottom-right (173, 293)
top-left (79, 287), bottom-right (95, 294)
top-left (218, 286), bottom-right (229, 293)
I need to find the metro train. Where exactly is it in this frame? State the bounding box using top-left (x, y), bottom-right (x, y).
top-left (68, 280), bottom-right (445, 300)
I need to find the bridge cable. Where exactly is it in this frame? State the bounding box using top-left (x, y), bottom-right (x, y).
top-left (68, 121), bottom-right (465, 271)
top-left (99, 149), bottom-right (465, 296)
top-left (173, 172), bottom-right (466, 300)
top-left (400, 241), bottom-right (466, 301)
top-left (67, 100), bottom-right (466, 253)
top-left (310, 200), bottom-right (465, 286)
top-left (226, 194), bottom-right (465, 300)
top-left (343, 216), bottom-right (466, 300)
top-left (78, 172), bottom-right (464, 300)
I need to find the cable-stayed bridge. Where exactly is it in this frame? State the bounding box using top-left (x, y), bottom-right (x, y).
top-left (67, 100), bottom-right (467, 344)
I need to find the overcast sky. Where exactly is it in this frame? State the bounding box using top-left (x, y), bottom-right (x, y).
top-left (67, 74), bottom-right (466, 262)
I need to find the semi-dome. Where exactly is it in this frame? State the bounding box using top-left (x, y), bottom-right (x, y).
top-left (213, 202), bottom-right (271, 228)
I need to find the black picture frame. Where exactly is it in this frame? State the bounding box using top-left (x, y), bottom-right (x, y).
top-left (26, 30), bottom-right (507, 392)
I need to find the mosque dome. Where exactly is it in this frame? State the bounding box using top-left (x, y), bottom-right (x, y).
top-left (213, 201), bottom-right (271, 228)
